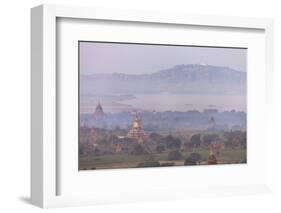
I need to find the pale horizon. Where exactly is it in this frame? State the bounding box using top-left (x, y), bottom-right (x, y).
top-left (79, 42), bottom-right (247, 75)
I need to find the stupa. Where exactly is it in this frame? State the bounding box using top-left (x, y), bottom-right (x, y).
top-left (207, 150), bottom-right (217, 164)
top-left (93, 101), bottom-right (105, 119)
top-left (92, 101), bottom-right (107, 129)
top-left (127, 114), bottom-right (146, 143)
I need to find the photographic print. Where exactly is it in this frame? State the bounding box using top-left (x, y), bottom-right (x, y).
top-left (79, 41), bottom-right (247, 170)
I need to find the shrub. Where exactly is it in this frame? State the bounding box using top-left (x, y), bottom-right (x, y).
top-left (160, 162), bottom-right (175, 167)
top-left (137, 156), bottom-right (160, 167)
top-left (184, 153), bottom-right (201, 165)
top-left (156, 145), bottom-right (165, 153)
top-left (131, 144), bottom-right (147, 155)
top-left (167, 150), bottom-right (182, 160)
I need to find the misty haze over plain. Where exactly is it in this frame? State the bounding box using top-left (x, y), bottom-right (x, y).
top-left (79, 42), bottom-right (247, 113)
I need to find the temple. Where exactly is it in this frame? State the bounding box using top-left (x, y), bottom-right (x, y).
top-left (93, 101), bottom-right (105, 119)
top-left (127, 114), bottom-right (146, 143)
top-left (207, 150), bottom-right (217, 164)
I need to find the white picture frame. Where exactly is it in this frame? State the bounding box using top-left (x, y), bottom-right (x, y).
top-left (31, 4), bottom-right (274, 208)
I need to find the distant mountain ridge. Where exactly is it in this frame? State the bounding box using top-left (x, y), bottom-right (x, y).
top-left (80, 64), bottom-right (246, 95)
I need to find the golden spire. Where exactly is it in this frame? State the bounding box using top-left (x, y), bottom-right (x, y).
top-left (127, 113), bottom-right (146, 143)
top-left (132, 114), bottom-right (140, 128)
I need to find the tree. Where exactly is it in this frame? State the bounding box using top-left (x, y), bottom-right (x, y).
top-left (163, 135), bottom-right (181, 149)
top-left (149, 132), bottom-right (163, 142)
top-left (189, 134), bottom-right (201, 148)
top-left (167, 150), bottom-right (182, 160)
top-left (131, 144), bottom-right (147, 155)
top-left (156, 145), bottom-right (165, 153)
top-left (202, 134), bottom-right (218, 147)
top-left (223, 130), bottom-right (245, 148)
top-left (184, 153), bottom-right (201, 165)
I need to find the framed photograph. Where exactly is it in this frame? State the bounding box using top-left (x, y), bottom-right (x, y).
top-left (31, 4), bottom-right (274, 208)
top-left (78, 41), bottom-right (247, 170)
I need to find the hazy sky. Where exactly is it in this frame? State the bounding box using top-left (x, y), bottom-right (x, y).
top-left (79, 42), bottom-right (247, 75)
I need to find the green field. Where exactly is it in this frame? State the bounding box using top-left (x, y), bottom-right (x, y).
top-left (79, 148), bottom-right (246, 170)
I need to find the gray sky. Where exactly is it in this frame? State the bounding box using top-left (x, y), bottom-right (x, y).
top-left (79, 42), bottom-right (247, 75)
